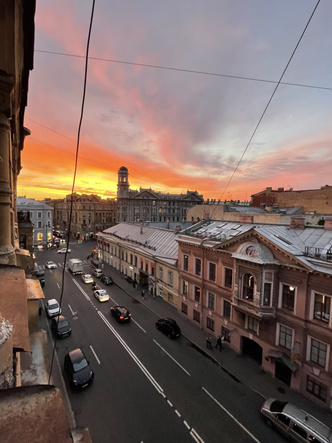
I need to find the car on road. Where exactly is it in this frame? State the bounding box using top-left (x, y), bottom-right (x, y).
top-left (82, 274), bottom-right (93, 284)
top-left (64, 348), bottom-right (94, 389)
top-left (35, 267), bottom-right (45, 277)
top-left (57, 247), bottom-right (71, 254)
top-left (111, 305), bottom-right (131, 322)
top-left (101, 275), bottom-right (113, 285)
top-left (94, 289), bottom-right (110, 302)
top-left (92, 268), bottom-right (103, 278)
top-left (46, 299), bottom-right (61, 318)
top-left (45, 261), bottom-right (56, 269)
top-left (155, 318), bottom-right (181, 339)
top-left (51, 315), bottom-right (72, 338)
top-left (261, 398), bottom-right (332, 443)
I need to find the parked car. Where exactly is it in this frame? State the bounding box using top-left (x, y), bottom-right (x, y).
top-left (64, 348), bottom-right (94, 389)
top-left (51, 315), bottom-right (71, 338)
top-left (57, 247), bottom-right (71, 254)
top-left (94, 289), bottom-right (110, 302)
top-left (46, 299), bottom-right (61, 318)
top-left (261, 398), bottom-right (332, 443)
top-left (111, 305), bottom-right (131, 322)
top-left (82, 274), bottom-right (93, 284)
top-left (155, 318), bottom-right (181, 339)
top-left (45, 261), bottom-right (56, 269)
top-left (92, 268), bottom-right (103, 278)
top-left (35, 267), bottom-right (45, 277)
top-left (101, 275), bottom-right (113, 285)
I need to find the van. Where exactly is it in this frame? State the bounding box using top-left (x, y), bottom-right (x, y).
top-left (261, 398), bottom-right (332, 443)
top-left (92, 268), bottom-right (103, 278)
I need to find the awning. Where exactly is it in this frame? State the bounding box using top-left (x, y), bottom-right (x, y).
top-left (277, 354), bottom-right (299, 372)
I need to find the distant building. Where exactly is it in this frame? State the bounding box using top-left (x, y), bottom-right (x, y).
top-left (251, 185), bottom-right (332, 214)
top-left (17, 197), bottom-right (53, 250)
top-left (46, 193), bottom-right (117, 239)
top-left (97, 223), bottom-right (180, 307)
top-left (117, 166), bottom-right (204, 223)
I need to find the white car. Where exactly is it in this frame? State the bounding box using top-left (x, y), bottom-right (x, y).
top-left (92, 268), bottom-right (103, 278)
top-left (45, 261), bottom-right (56, 269)
top-left (46, 299), bottom-right (61, 318)
top-left (57, 248), bottom-right (71, 254)
top-left (82, 274), bottom-right (93, 284)
top-left (94, 289), bottom-right (110, 302)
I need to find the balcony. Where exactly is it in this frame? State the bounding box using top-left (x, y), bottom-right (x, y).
top-left (304, 246), bottom-right (332, 261)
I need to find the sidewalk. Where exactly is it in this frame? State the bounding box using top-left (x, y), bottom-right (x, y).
top-left (99, 261), bottom-right (332, 428)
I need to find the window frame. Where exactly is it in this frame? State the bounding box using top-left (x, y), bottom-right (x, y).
top-left (208, 262), bottom-right (216, 281)
top-left (279, 283), bottom-right (296, 312)
top-left (278, 324), bottom-right (293, 350)
top-left (195, 258), bottom-right (202, 276)
top-left (224, 268), bottom-right (233, 288)
top-left (207, 292), bottom-right (215, 310)
top-left (183, 254), bottom-right (189, 271)
top-left (309, 337), bottom-right (328, 369)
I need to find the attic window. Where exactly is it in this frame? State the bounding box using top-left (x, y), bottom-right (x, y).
top-left (274, 234), bottom-right (292, 245)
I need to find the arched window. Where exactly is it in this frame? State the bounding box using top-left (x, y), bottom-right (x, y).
top-left (243, 273), bottom-right (254, 301)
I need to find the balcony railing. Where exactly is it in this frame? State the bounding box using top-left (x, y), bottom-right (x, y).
top-left (304, 246), bottom-right (332, 261)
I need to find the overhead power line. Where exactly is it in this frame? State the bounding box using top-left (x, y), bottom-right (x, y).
top-left (220, 0), bottom-right (322, 200)
top-left (35, 49), bottom-right (332, 92)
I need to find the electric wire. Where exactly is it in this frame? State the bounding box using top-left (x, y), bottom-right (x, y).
top-left (220, 0), bottom-right (321, 200)
top-left (35, 49), bottom-right (332, 92)
top-left (48, 0), bottom-right (96, 384)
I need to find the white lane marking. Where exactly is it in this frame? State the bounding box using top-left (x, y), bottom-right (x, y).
top-left (57, 283), bottom-right (60, 289)
top-left (167, 400), bottom-right (173, 407)
top-left (153, 340), bottom-right (191, 376)
top-left (190, 428), bottom-right (205, 443)
top-left (72, 279), bottom-right (90, 301)
top-left (202, 387), bottom-right (260, 443)
top-left (68, 304), bottom-right (75, 316)
top-left (132, 318), bottom-right (146, 333)
top-left (175, 410), bottom-right (181, 418)
top-left (98, 311), bottom-right (164, 394)
top-left (184, 421), bottom-right (190, 430)
top-left (90, 345), bottom-right (101, 365)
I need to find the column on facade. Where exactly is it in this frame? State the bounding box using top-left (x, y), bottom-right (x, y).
top-left (0, 75), bottom-right (15, 265)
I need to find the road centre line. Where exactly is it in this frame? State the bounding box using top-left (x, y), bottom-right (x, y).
top-left (153, 340), bottom-right (191, 376)
top-left (72, 279), bottom-right (90, 301)
top-left (90, 345), bottom-right (101, 364)
top-left (57, 283), bottom-right (60, 289)
top-left (131, 318), bottom-right (146, 332)
top-left (98, 311), bottom-right (164, 394)
top-left (202, 387), bottom-right (260, 443)
top-left (190, 428), bottom-right (205, 443)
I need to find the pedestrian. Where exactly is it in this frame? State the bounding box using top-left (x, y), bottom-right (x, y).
top-left (206, 335), bottom-right (212, 349)
top-left (215, 335), bottom-right (222, 351)
top-left (141, 290), bottom-right (145, 299)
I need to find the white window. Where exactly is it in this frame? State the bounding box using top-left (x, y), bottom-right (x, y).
top-left (182, 280), bottom-right (188, 296)
top-left (308, 337), bottom-right (329, 370)
top-left (159, 267), bottom-right (163, 280)
top-left (207, 292), bottom-right (215, 310)
top-left (247, 316), bottom-right (259, 333)
top-left (278, 324), bottom-right (293, 350)
top-left (167, 271), bottom-right (173, 286)
top-left (312, 292), bottom-right (331, 324)
top-left (279, 283), bottom-right (297, 313)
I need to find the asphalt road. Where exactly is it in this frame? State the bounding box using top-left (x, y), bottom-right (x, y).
top-left (35, 242), bottom-right (285, 443)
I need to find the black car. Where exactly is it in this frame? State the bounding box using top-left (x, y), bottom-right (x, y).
top-left (51, 315), bottom-right (71, 338)
top-left (35, 268), bottom-right (45, 277)
top-left (64, 348), bottom-right (94, 389)
top-left (111, 305), bottom-right (131, 322)
top-left (101, 275), bottom-right (113, 285)
top-left (155, 318), bottom-right (181, 339)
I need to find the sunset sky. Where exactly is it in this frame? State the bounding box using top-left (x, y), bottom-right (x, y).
top-left (18, 0), bottom-right (332, 202)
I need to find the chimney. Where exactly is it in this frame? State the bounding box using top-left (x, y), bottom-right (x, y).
top-left (324, 217), bottom-right (332, 231)
top-left (278, 187), bottom-right (284, 192)
top-left (290, 216), bottom-right (305, 229)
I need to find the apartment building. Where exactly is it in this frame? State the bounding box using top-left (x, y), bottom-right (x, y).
top-left (97, 223), bottom-right (180, 307)
top-left (177, 217), bottom-right (332, 409)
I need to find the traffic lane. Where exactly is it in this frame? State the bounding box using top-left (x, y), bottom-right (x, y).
top-left (54, 296), bottom-right (196, 442)
top-left (86, 287), bottom-right (283, 443)
top-left (58, 275), bottom-right (279, 442)
top-left (66, 284), bottom-right (263, 443)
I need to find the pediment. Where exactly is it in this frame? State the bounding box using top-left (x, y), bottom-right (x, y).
top-left (133, 190), bottom-right (158, 200)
